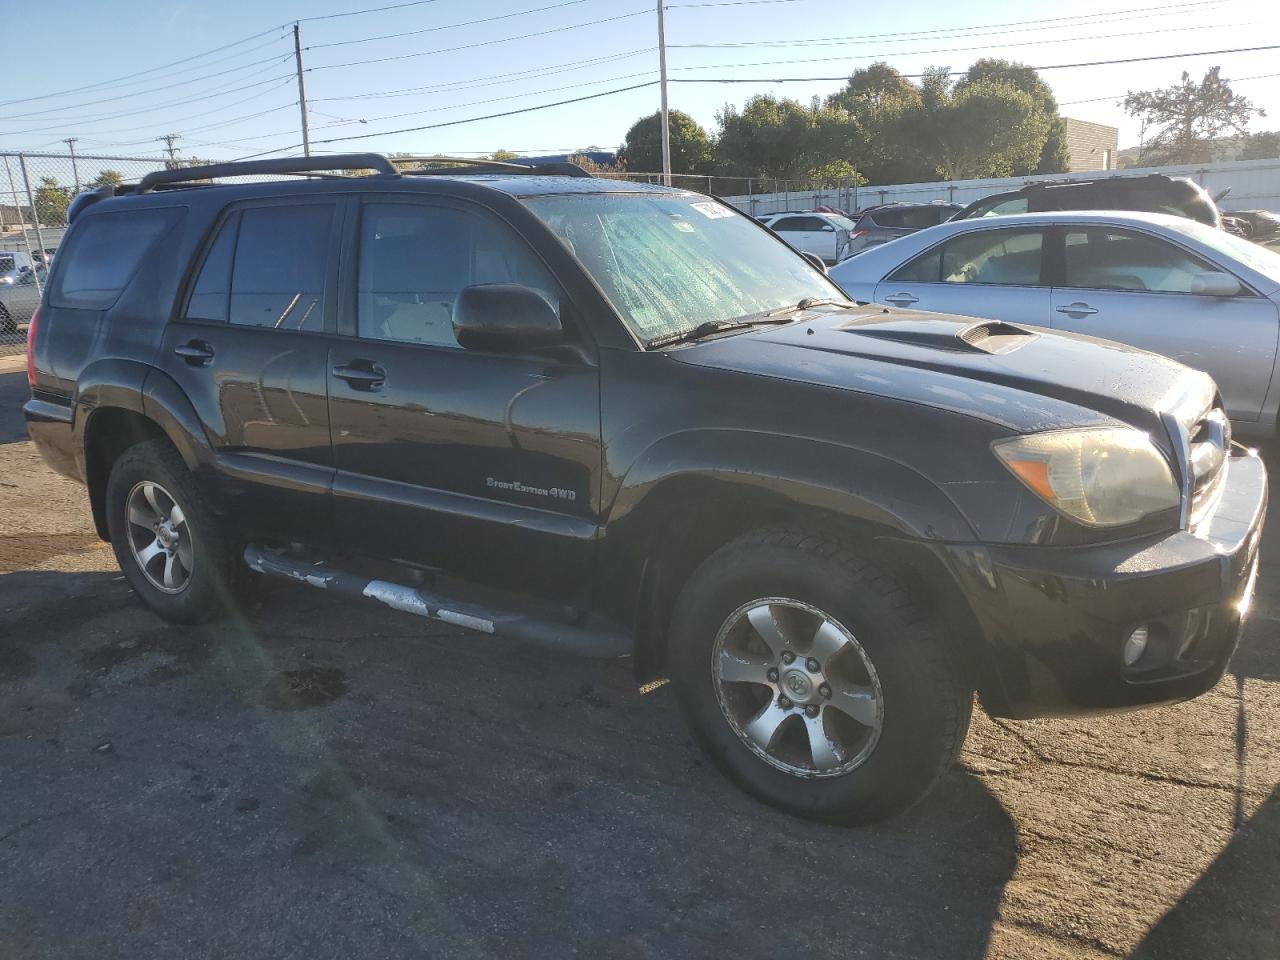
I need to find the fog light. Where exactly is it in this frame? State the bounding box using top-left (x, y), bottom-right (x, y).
top-left (1123, 625), bottom-right (1150, 667)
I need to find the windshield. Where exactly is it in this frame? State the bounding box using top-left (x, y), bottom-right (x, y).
top-left (1169, 219), bottom-right (1280, 282)
top-left (523, 192), bottom-right (844, 344)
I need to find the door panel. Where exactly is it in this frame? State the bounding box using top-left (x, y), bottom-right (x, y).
top-left (329, 199), bottom-right (603, 604)
top-left (874, 227), bottom-right (1051, 326)
top-left (1049, 227), bottom-right (1280, 422)
top-left (160, 200), bottom-right (340, 544)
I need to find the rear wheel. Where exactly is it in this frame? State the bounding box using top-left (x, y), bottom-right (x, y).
top-left (670, 527), bottom-right (973, 824)
top-left (105, 438), bottom-right (241, 623)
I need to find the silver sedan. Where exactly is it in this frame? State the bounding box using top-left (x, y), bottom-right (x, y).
top-left (0, 267), bottom-right (45, 332)
top-left (829, 211), bottom-right (1280, 437)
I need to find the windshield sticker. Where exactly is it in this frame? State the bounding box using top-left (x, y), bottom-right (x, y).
top-left (672, 221), bottom-right (695, 233)
top-left (690, 201), bottom-right (734, 219)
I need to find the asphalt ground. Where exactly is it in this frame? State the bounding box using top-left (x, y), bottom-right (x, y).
top-left (1, 357), bottom-right (1278, 959)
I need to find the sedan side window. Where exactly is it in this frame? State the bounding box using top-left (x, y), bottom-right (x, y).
top-left (940, 229), bottom-right (1043, 286)
top-left (771, 217), bottom-right (803, 232)
top-left (1063, 228), bottom-right (1218, 294)
top-left (357, 203), bottom-right (557, 348)
top-left (887, 248), bottom-right (943, 283)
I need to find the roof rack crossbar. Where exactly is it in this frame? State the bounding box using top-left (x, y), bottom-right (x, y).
top-left (135, 153), bottom-right (398, 194)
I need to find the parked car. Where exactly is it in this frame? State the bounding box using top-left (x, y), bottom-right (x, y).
top-left (0, 263), bottom-right (47, 332)
top-left (1223, 209), bottom-right (1280, 243)
top-left (951, 174), bottom-right (1221, 228)
top-left (26, 155), bottom-right (1265, 824)
top-left (758, 210), bottom-right (855, 264)
top-left (0, 250), bottom-right (35, 285)
top-left (843, 202), bottom-right (963, 258)
top-left (830, 211), bottom-right (1280, 434)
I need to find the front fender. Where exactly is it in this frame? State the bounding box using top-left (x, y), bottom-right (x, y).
top-left (607, 428), bottom-right (978, 544)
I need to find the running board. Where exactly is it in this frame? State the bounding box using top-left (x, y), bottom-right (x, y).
top-left (244, 544), bottom-right (631, 659)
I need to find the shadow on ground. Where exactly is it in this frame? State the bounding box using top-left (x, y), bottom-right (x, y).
top-left (0, 570), bottom-right (1020, 959)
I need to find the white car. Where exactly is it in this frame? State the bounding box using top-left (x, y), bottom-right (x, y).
top-left (829, 210), bottom-right (1280, 436)
top-left (0, 264), bottom-right (46, 333)
top-left (758, 211), bottom-right (855, 265)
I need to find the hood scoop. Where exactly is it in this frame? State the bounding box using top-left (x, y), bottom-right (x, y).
top-left (840, 316), bottom-right (1035, 355)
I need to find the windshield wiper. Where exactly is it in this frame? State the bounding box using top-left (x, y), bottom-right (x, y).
top-left (645, 299), bottom-right (854, 350)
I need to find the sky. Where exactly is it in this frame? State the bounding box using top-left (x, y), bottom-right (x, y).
top-left (0, 0), bottom-right (1277, 172)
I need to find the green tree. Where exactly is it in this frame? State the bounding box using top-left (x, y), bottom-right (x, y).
top-left (488, 149), bottom-right (520, 162)
top-left (1240, 130), bottom-right (1280, 160)
top-left (87, 169), bottom-right (124, 190)
top-left (959, 59), bottom-right (1067, 173)
top-left (714, 95), bottom-right (867, 181)
top-left (566, 152), bottom-right (620, 174)
top-left (617, 110), bottom-right (714, 174)
top-left (881, 68), bottom-right (1049, 180)
top-left (1124, 66), bottom-right (1263, 165)
top-left (34, 176), bottom-right (73, 226)
top-left (827, 62), bottom-right (919, 113)
top-left (824, 64), bottom-right (937, 184)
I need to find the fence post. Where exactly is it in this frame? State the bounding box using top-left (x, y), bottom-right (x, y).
top-left (18, 154), bottom-right (48, 297)
top-left (4, 155), bottom-right (40, 295)
top-left (748, 177), bottom-right (754, 215)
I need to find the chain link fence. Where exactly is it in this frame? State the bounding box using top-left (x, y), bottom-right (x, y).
top-left (1, 151), bottom-right (169, 355)
top-left (593, 171), bottom-right (869, 217)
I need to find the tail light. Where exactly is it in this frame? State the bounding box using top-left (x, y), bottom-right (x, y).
top-left (26, 306), bottom-right (39, 388)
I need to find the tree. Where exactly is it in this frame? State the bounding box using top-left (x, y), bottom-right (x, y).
top-left (34, 176), bottom-right (72, 226)
top-left (1240, 130), bottom-right (1280, 161)
top-left (488, 149), bottom-right (519, 162)
top-left (880, 68), bottom-right (1049, 180)
top-left (959, 59), bottom-right (1068, 174)
top-left (827, 62), bottom-right (919, 114)
top-left (714, 95), bottom-right (867, 181)
top-left (617, 110), bottom-right (713, 174)
top-left (1124, 66), bottom-right (1263, 165)
top-left (566, 152), bottom-right (620, 174)
top-left (87, 169), bottom-right (124, 190)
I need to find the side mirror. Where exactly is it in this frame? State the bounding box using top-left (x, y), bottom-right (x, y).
top-left (802, 252), bottom-right (828, 274)
top-left (820, 224), bottom-right (835, 232)
top-left (1190, 271), bottom-right (1242, 297)
top-left (453, 283), bottom-right (563, 353)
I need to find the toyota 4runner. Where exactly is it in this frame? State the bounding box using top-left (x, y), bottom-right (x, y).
top-left (24, 154), bottom-right (1267, 823)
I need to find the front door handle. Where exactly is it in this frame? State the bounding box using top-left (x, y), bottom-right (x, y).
top-left (332, 359), bottom-right (386, 390)
top-left (1056, 302), bottom-right (1099, 316)
top-left (174, 340), bottom-right (215, 365)
top-left (885, 292), bottom-right (919, 306)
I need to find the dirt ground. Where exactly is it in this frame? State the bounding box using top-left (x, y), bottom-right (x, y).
top-left (1, 359), bottom-right (1277, 959)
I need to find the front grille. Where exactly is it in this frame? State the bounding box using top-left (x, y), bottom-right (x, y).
top-left (1187, 408), bottom-right (1229, 526)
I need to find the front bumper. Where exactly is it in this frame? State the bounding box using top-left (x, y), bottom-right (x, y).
top-left (947, 447), bottom-right (1266, 719)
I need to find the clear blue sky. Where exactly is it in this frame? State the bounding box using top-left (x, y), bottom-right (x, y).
top-left (0, 0), bottom-right (1275, 167)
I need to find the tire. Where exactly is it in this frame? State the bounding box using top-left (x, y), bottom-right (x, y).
top-left (669, 527), bottom-right (973, 824)
top-left (105, 438), bottom-right (242, 624)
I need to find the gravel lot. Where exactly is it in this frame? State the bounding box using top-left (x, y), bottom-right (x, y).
top-left (1, 357), bottom-right (1278, 959)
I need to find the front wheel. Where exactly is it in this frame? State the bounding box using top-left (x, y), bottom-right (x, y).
top-left (669, 528), bottom-right (973, 824)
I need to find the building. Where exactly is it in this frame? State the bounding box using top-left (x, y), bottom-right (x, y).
top-left (1062, 118), bottom-right (1120, 173)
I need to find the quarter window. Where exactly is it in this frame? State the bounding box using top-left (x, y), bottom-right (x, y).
top-left (357, 202), bottom-right (557, 348)
top-left (1063, 228), bottom-right (1217, 294)
top-left (228, 204), bottom-right (333, 331)
top-left (51, 208), bottom-right (181, 309)
top-left (887, 229), bottom-right (1043, 286)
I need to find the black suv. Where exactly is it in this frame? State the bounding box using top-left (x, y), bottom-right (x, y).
top-left (952, 173), bottom-right (1221, 227)
top-left (24, 155), bottom-right (1266, 823)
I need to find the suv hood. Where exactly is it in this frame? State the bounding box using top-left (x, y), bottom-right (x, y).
top-left (673, 307), bottom-right (1214, 442)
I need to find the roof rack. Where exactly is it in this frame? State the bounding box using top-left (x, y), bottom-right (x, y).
top-left (135, 153), bottom-right (398, 194)
top-left (398, 155), bottom-right (592, 178)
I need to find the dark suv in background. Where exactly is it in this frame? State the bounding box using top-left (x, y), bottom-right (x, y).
top-left (952, 173), bottom-right (1221, 227)
top-left (23, 154), bottom-right (1266, 824)
top-left (843, 202), bottom-right (964, 257)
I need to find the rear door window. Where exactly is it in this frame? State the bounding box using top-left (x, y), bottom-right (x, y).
top-left (185, 213), bottom-right (239, 323)
top-left (228, 204), bottom-right (333, 331)
top-left (51, 208), bottom-right (181, 309)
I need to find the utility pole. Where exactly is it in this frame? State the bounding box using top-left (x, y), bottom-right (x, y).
top-left (294, 23), bottom-right (312, 157)
top-left (157, 133), bottom-right (181, 166)
top-left (656, 0), bottom-right (671, 186)
top-left (63, 138), bottom-right (80, 193)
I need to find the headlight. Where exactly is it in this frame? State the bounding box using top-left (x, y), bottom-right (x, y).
top-left (992, 428), bottom-right (1179, 527)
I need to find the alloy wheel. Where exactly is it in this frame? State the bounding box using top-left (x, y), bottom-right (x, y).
top-left (125, 480), bottom-right (194, 594)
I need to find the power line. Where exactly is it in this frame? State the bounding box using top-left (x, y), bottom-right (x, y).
top-left (1058, 70), bottom-right (1280, 106)
top-left (298, 0), bottom-right (444, 22)
top-left (2, 53), bottom-right (294, 121)
top-left (0, 24), bottom-right (291, 109)
top-left (308, 0), bottom-right (595, 49)
top-left (312, 49), bottom-right (654, 102)
top-left (308, 8), bottom-right (654, 72)
top-left (667, 21), bottom-right (1251, 73)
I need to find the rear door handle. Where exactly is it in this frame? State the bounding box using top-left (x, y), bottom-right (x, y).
top-left (1056, 302), bottom-right (1099, 316)
top-left (885, 293), bottom-right (919, 306)
top-left (173, 340), bottom-right (215, 365)
top-left (332, 360), bottom-right (386, 390)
